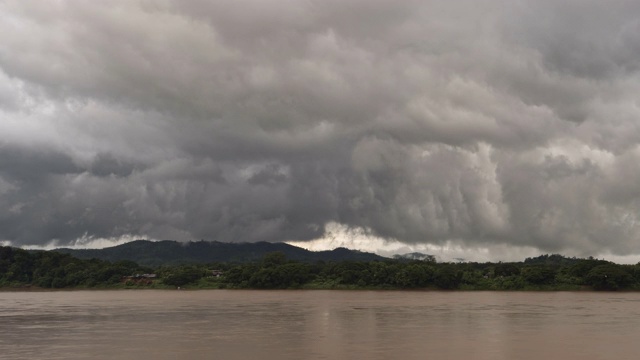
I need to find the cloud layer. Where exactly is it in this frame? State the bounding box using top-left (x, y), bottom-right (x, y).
top-left (1, 0), bottom-right (640, 258)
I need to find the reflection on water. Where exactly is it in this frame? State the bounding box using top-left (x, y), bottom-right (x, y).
top-left (1, 290), bottom-right (640, 360)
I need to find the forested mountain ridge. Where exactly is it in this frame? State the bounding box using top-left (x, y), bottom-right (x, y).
top-left (53, 240), bottom-right (386, 266)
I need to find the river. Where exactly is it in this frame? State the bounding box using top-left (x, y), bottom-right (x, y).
top-left (1, 290), bottom-right (639, 359)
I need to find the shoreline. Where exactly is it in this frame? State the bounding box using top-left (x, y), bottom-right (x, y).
top-left (0, 285), bottom-right (610, 292)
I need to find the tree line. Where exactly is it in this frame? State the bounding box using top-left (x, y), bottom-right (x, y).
top-left (0, 246), bottom-right (153, 288)
top-left (2, 246), bottom-right (640, 291)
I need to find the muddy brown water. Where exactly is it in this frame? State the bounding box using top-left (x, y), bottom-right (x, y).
top-left (1, 290), bottom-right (639, 359)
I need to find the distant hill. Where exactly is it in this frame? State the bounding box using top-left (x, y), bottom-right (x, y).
top-left (53, 240), bottom-right (387, 266)
top-left (393, 252), bottom-right (436, 262)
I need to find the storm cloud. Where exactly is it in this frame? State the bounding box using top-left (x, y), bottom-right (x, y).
top-left (1, 0), bottom-right (640, 259)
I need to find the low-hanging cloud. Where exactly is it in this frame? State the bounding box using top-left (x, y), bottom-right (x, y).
top-left (1, 0), bottom-right (640, 258)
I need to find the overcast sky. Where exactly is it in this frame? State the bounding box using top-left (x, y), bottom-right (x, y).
top-left (1, 0), bottom-right (640, 261)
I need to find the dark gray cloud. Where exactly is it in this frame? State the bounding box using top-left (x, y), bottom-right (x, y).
top-left (1, 0), bottom-right (640, 259)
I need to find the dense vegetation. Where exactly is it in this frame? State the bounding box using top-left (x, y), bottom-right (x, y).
top-left (0, 246), bottom-right (154, 289)
top-left (2, 246), bottom-right (640, 291)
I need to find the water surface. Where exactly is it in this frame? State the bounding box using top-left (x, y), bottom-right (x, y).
top-left (1, 290), bottom-right (639, 359)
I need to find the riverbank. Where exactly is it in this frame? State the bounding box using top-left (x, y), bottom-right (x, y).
top-left (0, 281), bottom-right (602, 292)
top-left (3, 246), bottom-right (640, 291)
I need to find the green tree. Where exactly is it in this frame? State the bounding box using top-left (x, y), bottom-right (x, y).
top-left (494, 263), bottom-right (520, 277)
top-left (585, 264), bottom-right (634, 290)
top-left (262, 252), bottom-right (287, 268)
top-left (434, 266), bottom-right (461, 289)
top-left (162, 266), bottom-right (205, 287)
top-left (394, 264), bottom-right (434, 288)
top-left (522, 266), bottom-right (556, 285)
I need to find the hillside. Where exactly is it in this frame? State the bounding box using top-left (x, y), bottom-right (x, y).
top-left (53, 240), bottom-right (386, 266)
